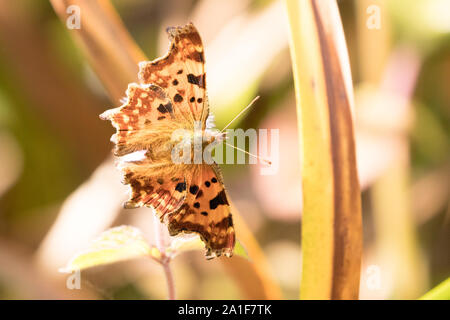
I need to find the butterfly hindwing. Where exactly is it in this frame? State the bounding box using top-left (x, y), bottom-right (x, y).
top-left (167, 164), bottom-right (235, 258)
top-left (120, 156), bottom-right (187, 217)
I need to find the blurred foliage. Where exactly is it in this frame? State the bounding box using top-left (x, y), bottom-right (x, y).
top-left (0, 0), bottom-right (448, 299)
top-left (420, 277), bottom-right (450, 300)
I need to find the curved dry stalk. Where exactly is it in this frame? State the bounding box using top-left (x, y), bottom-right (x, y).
top-left (0, 0), bottom-right (111, 167)
top-left (285, 0), bottom-right (362, 299)
top-left (50, 0), bottom-right (146, 102)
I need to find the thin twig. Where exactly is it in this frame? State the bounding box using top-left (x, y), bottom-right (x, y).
top-left (152, 212), bottom-right (176, 300)
top-left (162, 262), bottom-right (176, 300)
top-left (153, 212), bottom-right (165, 252)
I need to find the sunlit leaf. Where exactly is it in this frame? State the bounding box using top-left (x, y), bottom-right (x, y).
top-left (419, 277), bottom-right (450, 300)
top-left (285, 0), bottom-right (362, 299)
top-left (59, 226), bottom-right (153, 272)
top-left (167, 234), bottom-right (249, 261)
top-left (166, 234), bottom-right (205, 257)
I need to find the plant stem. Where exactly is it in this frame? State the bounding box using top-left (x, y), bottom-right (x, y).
top-left (153, 212), bottom-right (166, 253)
top-left (162, 262), bottom-right (176, 300)
top-left (152, 212), bottom-right (176, 300)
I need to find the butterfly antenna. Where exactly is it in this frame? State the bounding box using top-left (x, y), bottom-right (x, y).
top-left (224, 142), bottom-right (272, 165)
top-left (220, 96), bottom-right (260, 132)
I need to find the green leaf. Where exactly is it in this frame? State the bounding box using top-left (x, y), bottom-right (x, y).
top-left (166, 234), bottom-right (205, 257)
top-left (285, 0), bottom-right (362, 299)
top-left (419, 278), bottom-right (450, 300)
top-left (59, 225), bottom-right (154, 272)
top-left (234, 240), bottom-right (250, 260)
top-left (166, 235), bottom-right (250, 261)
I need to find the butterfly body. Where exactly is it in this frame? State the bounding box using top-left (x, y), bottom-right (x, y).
top-left (100, 23), bottom-right (235, 259)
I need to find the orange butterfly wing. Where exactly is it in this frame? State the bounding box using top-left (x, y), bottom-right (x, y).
top-left (167, 164), bottom-right (235, 258)
top-left (100, 83), bottom-right (175, 157)
top-left (119, 157), bottom-right (188, 217)
top-left (100, 82), bottom-right (188, 216)
top-left (139, 23), bottom-right (209, 125)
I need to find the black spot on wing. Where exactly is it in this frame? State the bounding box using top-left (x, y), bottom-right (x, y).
top-left (189, 185), bottom-right (199, 195)
top-left (227, 215), bottom-right (233, 227)
top-left (157, 103), bottom-right (173, 114)
top-left (175, 182), bottom-right (186, 192)
top-left (214, 215), bottom-right (233, 228)
top-left (174, 94), bottom-right (183, 103)
top-left (209, 190), bottom-right (229, 210)
top-left (187, 73), bottom-right (205, 89)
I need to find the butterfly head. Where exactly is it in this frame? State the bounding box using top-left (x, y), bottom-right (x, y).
top-left (203, 114), bottom-right (227, 144)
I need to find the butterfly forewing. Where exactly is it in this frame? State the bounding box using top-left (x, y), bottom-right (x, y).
top-left (100, 83), bottom-right (176, 157)
top-left (139, 23), bottom-right (208, 126)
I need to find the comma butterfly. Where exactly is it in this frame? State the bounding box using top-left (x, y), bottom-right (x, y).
top-left (100, 23), bottom-right (235, 259)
